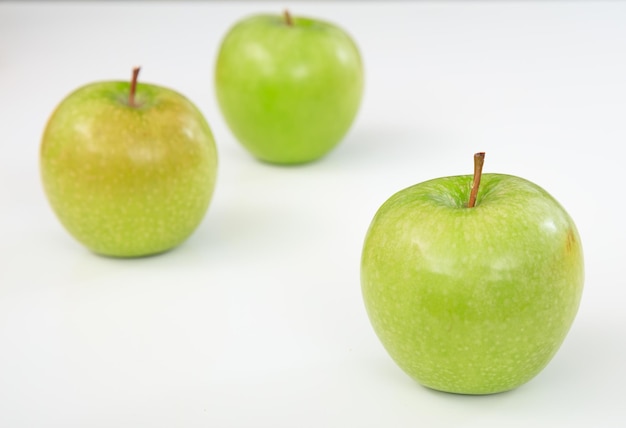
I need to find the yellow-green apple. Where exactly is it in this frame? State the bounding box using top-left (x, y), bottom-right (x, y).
top-left (40, 68), bottom-right (218, 257)
top-left (361, 153), bottom-right (584, 394)
top-left (215, 10), bottom-right (363, 164)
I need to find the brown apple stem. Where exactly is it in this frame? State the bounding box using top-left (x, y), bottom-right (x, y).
top-left (283, 9), bottom-right (294, 26)
top-left (468, 152), bottom-right (486, 208)
top-left (129, 66), bottom-right (141, 108)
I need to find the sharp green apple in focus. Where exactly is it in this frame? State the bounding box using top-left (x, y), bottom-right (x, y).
top-left (361, 153), bottom-right (584, 395)
top-left (41, 68), bottom-right (218, 257)
top-left (215, 10), bottom-right (363, 164)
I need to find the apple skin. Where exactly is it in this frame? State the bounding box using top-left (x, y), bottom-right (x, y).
top-left (40, 81), bottom-right (218, 257)
top-left (215, 13), bottom-right (363, 164)
top-left (361, 174), bottom-right (584, 394)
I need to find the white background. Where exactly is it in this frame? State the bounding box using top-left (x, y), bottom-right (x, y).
top-left (1, 1), bottom-right (625, 427)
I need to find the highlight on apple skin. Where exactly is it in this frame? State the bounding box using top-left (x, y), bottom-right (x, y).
top-left (215, 10), bottom-right (364, 165)
top-left (361, 154), bottom-right (584, 394)
top-left (40, 68), bottom-right (218, 257)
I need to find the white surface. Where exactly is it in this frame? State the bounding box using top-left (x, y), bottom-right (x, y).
top-left (1, 1), bottom-right (625, 427)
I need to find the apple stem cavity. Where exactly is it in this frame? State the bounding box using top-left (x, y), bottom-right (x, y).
top-left (129, 66), bottom-right (141, 108)
top-left (283, 9), bottom-right (294, 27)
top-left (468, 152), bottom-right (486, 208)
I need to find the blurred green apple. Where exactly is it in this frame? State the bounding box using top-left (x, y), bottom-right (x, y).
top-left (361, 153), bottom-right (584, 394)
top-left (215, 10), bottom-right (363, 164)
top-left (41, 68), bottom-right (218, 257)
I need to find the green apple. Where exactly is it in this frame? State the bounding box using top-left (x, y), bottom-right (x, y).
top-left (40, 68), bottom-right (218, 257)
top-left (215, 10), bottom-right (363, 164)
top-left (361, 153), bottom-right (584, 394)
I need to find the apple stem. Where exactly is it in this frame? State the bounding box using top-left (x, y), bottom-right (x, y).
top-left (283, 9), bottom-right (294, 27)
top-left (468, 152), bottom-right (486, 208)
top-left (129, 66), bottom-right (141, 108)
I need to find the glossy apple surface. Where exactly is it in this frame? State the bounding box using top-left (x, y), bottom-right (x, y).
top-left (215, 12), bottom-right (363, 164)
top-left (41, 77), bottom-right (218, 257)
top-left (361, 173), bottom-right (584, 394)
